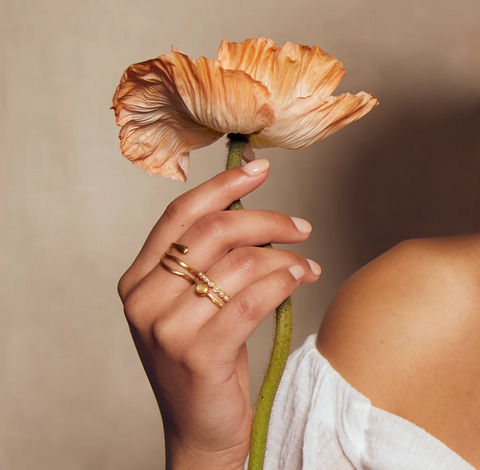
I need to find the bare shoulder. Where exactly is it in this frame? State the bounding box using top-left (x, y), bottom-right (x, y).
top-left (316, 234), bottom-right (480, 465)
top-left (317, 235), bottom-right (480, 371)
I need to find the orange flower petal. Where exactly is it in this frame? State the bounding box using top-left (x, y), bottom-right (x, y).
top-left (112, 51), bottom-right (275, 180)
top-left (250, 92), bottom-right (379, 150)
top-left (217, 38), bottom-right (277, 92)
top-left (117, 118), bottom-right (222, 180)
top-left (218, 38), bottom-right (346, 108)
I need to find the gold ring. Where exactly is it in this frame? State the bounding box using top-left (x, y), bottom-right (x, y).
top-left (159, 243), bottom-right (231, 309)
top-left (196, 273), bottom-right (230, 303)
top-left (159, 259), bottom-right (195, 283)
top-left (164, 251), bottom-right (198, 276)
top-left (159, 243), bottom-right (198, 282)
top-left (194, 279), bottom-right (224, 308)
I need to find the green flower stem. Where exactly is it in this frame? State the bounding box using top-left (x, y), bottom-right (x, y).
top-left (226, 133), bottom-right (247, 211)
top-left (226, 134), bottom-right (293, 470)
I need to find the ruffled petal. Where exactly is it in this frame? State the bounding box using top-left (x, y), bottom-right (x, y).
top-left (166, 52), bottom-right (274, 134)
top-left (112, 51), bottom-right (274, 180)
top-left (272, 43), bottom-right (346, 108)
top-left (250, 92), bottom-right (379, 150)
top-left (218, 38), bottom-right (345, 108)
top-left (217, 38), bottom-right (277, 93)
top-left (242, 142), bottom-right (256, 162)
top-left (116, 117), bottom-right (222, 180)
top-left (170, 46), bottom-right (185, 53)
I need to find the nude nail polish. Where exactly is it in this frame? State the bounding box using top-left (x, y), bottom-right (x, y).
top-left (288, 265), bottom-right (305, 280)
top-left (307, 259), bottom-right (322, 276)
top-left (290, 217), bottom-right (312, 234)
top-left (242, 159), bottom-right (270, 175)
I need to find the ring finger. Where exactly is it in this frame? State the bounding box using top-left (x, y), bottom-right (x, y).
top-left (157, 245), bottom-right (321, 331)
top-left (134, 209), bottom-right (313, 314)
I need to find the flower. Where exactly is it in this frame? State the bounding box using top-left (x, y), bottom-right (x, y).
top-left (112, 38), bottom-right (378, 181)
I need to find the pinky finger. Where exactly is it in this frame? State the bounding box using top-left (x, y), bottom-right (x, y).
top-left (199, 265), bottom-right (304, 363)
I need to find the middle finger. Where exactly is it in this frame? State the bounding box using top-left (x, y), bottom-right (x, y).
top-left (158, 209), bottom-right (312, 295)
top-left (131, 210), bottom-right (313, 323)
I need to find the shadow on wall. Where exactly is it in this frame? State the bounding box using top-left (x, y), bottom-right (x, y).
top-left (343, 100), bottom-right (480, 268)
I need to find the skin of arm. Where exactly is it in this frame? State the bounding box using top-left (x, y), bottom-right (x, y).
top-left (316, 235), bottom-right (480, 468)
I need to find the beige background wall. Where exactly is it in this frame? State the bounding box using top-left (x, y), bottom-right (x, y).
top-left (1, 0), bottom-right (480, 468)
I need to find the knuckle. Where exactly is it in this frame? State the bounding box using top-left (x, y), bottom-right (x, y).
top-left (152, 319), bottom-right (185, 360)
top-left (267, 210), bottom-right (284, 232)
top-left (271, 275), bottom-right (290, 292)
top-left (230, 247), bottom-right (258, 273)
top-left (195, 212), bottom-right (229, 239)
top-left (155, 328), bottom-right (208, 375)
top-left (217, 172), bottom-right (238, 194)
top-left (117, 272), bottom-right (130, 302)
top-left (163, 194), bottom-right (189, 224)
top-left (234, 294), bottom-right (260, 321)
top-left (123, 288), bottom-right (148, 327)
top-left (117, 268), bottom-right (136, 302)
top-left (180, 347), bottom-right (207, 375)
top-left (152, 319), bottom-right (174, 349)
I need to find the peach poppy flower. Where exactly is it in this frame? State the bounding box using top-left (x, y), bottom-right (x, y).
top-left (112, 38), bottom-right (378, 181)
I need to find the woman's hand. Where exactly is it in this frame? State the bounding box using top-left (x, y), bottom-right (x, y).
top-left (117, 159), bottom-right (321, 470)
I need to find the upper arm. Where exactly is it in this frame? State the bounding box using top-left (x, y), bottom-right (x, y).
top-left (316, 236), bottom-right (480, 412)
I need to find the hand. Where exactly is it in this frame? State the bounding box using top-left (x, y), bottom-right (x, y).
top-left (117, 159), bottom-right (321, 470)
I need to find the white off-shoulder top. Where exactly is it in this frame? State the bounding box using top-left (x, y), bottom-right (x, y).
top-left (260, 335), bottom-right (474, 470)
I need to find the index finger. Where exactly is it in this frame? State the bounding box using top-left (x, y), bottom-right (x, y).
top-left (119, 159), bottom-right (270, 300)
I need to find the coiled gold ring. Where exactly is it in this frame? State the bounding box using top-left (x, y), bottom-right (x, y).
top-left (160, 243), bottom-right (230, 308)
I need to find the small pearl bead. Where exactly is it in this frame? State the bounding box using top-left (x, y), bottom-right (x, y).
top-left (208, 281), bottom-right (214, 287)
top-left (218, 291), bottom-right (225, 298)
top-left (224, 295), bottom-right (230, 302)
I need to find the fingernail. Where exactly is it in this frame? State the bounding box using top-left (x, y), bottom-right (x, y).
top-left (242, 159), bottom-right (270, 176)
top-left (307, 259), bottom-right (322, 276)
top-left (288, 265), bottom-right (304, 280)
top-left (290, 217), bottom-right (312, 234)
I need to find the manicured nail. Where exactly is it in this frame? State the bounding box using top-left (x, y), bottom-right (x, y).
top-left (242, 159), bottom-right (270, 176)
top-left (307, 259), bottom-right (322, 276)
top-left (288, 265), bottom-right (304, 280)
top-left (290, 217), bottom-right (312, 234)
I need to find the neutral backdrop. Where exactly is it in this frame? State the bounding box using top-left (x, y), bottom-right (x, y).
top-left (1, 0), bottom-right (480, 468)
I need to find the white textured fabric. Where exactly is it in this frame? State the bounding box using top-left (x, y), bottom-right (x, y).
top-left (261, 335), bottom-right (474, 470)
